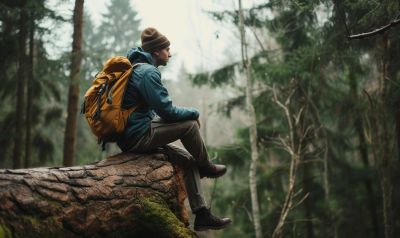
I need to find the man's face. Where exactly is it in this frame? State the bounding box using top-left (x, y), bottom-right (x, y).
top-left (153, 47), bottom-right (171, 66)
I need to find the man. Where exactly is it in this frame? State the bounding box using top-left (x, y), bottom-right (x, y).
top-left (117, 27), bottom-right (232, 231)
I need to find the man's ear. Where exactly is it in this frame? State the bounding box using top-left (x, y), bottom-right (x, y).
top-left (152, 51), bottom-right (160, 57)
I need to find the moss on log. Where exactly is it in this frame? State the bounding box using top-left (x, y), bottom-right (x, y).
top-left (0, 152), bottom-right (194, 238)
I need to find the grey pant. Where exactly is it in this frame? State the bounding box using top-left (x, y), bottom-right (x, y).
top-left (128, 120), bottom-right (209, 212)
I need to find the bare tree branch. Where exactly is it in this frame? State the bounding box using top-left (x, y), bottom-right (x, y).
top-left (293, 192), bottom-right (310, 209)
top-left (348, 15), bottom-right (400, 40)
top-left (271, 84), bottom-right (306, 238)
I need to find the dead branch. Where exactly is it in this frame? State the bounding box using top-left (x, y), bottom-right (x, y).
top-left (271, 85), bottom-right (305, 238)
top-left (348, 15), bottom-right (400, 40)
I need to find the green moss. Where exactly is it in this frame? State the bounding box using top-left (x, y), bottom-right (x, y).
top-left (0, 223), bottom-right (12, 238)
top-left (6, 215), bottom-right (63, 238)
top-left (138, 198), bottom-right (194, 238)
top-left (24, 216), bottom-right (40, 227)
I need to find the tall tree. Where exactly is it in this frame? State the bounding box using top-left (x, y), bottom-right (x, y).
top-left (376, 33), bottom-right (393, 238)
top-left (0, 4), bottom-right (18, 166)
top-left (24, 9), bottom-right (35, 168)
top-left (12, 6), bottom-right (28, 169)
top-left (0, 0), bottom-right (64, 168)
top-left (97, 0), bottom-right (141, 56)
top-left (332, 1), bottom-right (380, 236)
top-left (344, 2), bottom-right (400, 237)
top-left (63, 0), bottom-right (84, 166)
top-left (238, 1), bottom-right (262, 238)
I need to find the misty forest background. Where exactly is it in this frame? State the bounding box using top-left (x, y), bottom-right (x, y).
top-left (1, 0), bottom-right (400, 237)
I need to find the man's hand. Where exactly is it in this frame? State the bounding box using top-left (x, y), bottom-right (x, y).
top-left (196, 119), bottom-right (201, 129)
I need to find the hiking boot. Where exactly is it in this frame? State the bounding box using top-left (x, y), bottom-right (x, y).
top-left (199, 164), bottom-right (227, 178)
top-left (194, 208), bottom-right (232, 231)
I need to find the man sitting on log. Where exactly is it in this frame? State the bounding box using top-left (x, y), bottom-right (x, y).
top-left (117, 27), bottom-right (232, 231)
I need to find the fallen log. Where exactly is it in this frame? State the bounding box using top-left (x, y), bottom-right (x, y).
top-left (0, 152), bottom-right (194, 238)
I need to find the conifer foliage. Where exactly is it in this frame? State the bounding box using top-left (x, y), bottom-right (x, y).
top-left (192, 1), bottom-right (400, 237)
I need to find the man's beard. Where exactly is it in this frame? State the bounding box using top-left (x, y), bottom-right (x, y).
top-left (159, 58), bottom-right (168, 66)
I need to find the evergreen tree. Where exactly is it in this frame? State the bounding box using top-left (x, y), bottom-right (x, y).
top-left (97, 0), bottom-right (141, 56)
top-left (0, 0), bottom-right (65, 168)
top-left (193, 1), bottom-right (400, 237)
top-left (13, 3), bottom-right (28, 169)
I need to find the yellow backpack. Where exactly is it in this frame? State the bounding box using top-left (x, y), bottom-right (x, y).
top-left (82, 56), bottom-right (142, 144)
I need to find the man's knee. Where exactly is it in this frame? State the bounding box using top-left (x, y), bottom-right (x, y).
top-left (164, 144), bottom-right (196, 168)
top-left (182, 120), bottom-right (199, 131)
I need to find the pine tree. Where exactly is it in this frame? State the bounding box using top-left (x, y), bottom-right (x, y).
top-left (12, 5), bottom-right (28, 169)
top-left (97, 0), bottom-right (141, 56)
top-left (0, 0), bottom-right (66, 168)
top-left (193, 1), bottom-right (400, 237)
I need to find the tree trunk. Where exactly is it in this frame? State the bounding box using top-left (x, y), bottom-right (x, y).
top-left (12, 7), bottom-right (28, 169)
top-left (396, 109), bottom-right (400, 161)
top-left (378, 33), bottom-right (393, 238)
top-left (238, 1), bottom-right (262, 238)
top-left (301, 158), bottom-right (313, 238)
top-left (0, 152), bottom-right (193, 238)
top-left (24, 11), bottom-right (35, 169)
top-left (271, 85), bottom-right (304, 238)
top-left (63, 0), bottom-right (84, 167)
top-left (349, 67), bottom-right (380, 238)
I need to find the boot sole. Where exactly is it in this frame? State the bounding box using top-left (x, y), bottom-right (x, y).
top-left (194, 221), bottom-right (232, 231)
top-left (200, 170), bottom-right (227, 179)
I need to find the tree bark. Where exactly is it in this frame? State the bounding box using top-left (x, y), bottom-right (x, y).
top-left (378, 33), bottom-right (393, 238)
top-left (237, 1), bottom-right (262, 238)
top-left (12, 7), bottom-right (28, 169)
top-left (0, 152), bottom-right (193, 238)
top-left (63, 0), bottom-right (84, 167)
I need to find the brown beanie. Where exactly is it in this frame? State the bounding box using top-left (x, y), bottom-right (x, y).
top-left (141, 27), bottom-right (170, 53)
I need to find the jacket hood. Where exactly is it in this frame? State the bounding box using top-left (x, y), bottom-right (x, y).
top-left (126, 47), bottom-right (154, 65)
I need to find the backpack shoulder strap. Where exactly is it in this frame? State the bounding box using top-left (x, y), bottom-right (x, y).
top-left (132, 62), bottom-right (146, 69)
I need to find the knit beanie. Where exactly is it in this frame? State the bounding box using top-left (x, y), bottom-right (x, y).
top-left (141, 27), bottom-right (170, 53)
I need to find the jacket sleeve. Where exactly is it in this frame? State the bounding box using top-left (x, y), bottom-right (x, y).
top-left (137, 69), bottom-right (199, 122)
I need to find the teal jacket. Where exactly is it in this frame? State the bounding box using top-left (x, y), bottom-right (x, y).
top-left (117, 47), bottom-right (199, 151)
